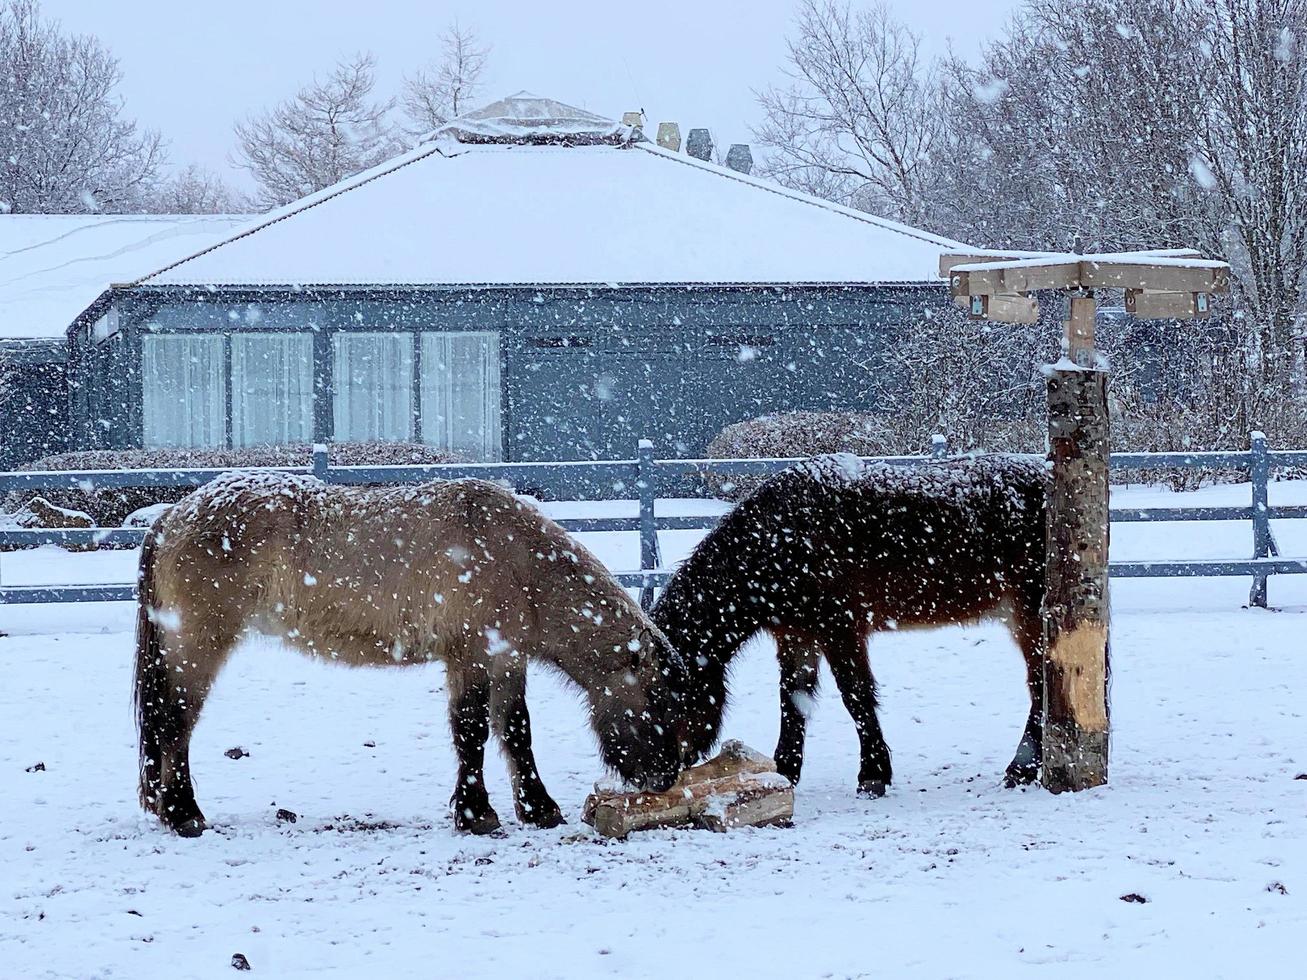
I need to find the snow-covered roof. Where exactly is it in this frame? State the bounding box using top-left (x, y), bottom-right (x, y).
top-left (0, 214), bottom-right (248, 339)
top-left (135, 95), bottom-right (965, 290)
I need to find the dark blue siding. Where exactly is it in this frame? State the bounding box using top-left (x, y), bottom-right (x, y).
top-left (67, 284), bottom-right (942, 460)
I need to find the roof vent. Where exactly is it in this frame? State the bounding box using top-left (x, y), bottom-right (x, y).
top-left (656, 122), bottom-right (682, 152)
top-left (725, 144), bottom-right (753, 175)
top-left (429, 92), bottom-right (640, 146)
top-left (686, 128), bottom-right (714, 162)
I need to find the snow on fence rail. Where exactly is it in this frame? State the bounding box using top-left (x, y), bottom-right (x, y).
top-left (1, 434), bottom-right (1305, 609)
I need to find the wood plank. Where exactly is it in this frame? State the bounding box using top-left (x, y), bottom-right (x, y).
top-left (949, 268), bottom-right (1005, 297)
top-left (1080, 261), bottom-right (1229, 293)
top-left (938, 252), bottom-right (1027, 277)
top-left (1000, 263), bottom-right (1082, 292)
top-left (1124, 289), bottom-right (1211, 319)
top-left (1065, 295), bottom-right (1096, 366)
top-left (978, 293), bottom-right (1040, 324)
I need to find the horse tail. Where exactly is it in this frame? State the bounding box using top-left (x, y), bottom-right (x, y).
top-left (134, 528), bottom-right (167, 814)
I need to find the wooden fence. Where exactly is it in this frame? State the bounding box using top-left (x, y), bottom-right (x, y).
top-left (1, 433), bottom-right (1305, 609)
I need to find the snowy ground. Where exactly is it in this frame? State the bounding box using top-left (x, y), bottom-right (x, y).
top-left (2, 484), bottom-right (1305, 979)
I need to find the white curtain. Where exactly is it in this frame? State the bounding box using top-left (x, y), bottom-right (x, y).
top-left (421, 332), bottom-right (502, 460)
top-left (333, 333), bottom-right (414, 442)
top-left (142, 335), bottom-right (225, 448)
top-left (231, 334), bottom-right (313, 447)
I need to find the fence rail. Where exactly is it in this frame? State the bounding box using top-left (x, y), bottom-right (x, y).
top-left (2, 433), bottom-right (1305, 609)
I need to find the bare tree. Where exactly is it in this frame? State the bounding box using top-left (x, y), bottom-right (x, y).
top-left (0, 0), bottom-right (162, 214)
top-left (234, 53), bottom-right (402, 210)
top-left (753, 0), bottom-right (942, 227)
top-left (401, 22), bottom-right (489, 135)
top-left (932, 0), bottom-right (1211, 253)
top-left (755, 0), bottom-right (1307, 449)
top-left (148, 164), bottom-right (248, 214)
top-left (1189, 0), bottom-right (1307, 399)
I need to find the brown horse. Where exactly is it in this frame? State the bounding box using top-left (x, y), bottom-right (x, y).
top-left (653, 453), bottom-right (1048, 795)
top-left (135, 471), bottom-right (687, 837)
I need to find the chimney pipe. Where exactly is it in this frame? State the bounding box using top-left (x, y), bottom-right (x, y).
top-left (656, 122), bottom-right (681, 152)
top-left (725, 144), bottom-right (753, 175)
top-left (686, 128), bottom-right (713, 162)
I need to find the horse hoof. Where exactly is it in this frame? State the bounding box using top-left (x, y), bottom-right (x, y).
top-left (522, 805), bottom-right (566, 829)
top-left (171, 817), bottom-right (207, 838)
top-left (525, 810), bottom-right (562, 831)
top-left (455, 809), bottom-right (502, 836)
top-left (857, 780), bottom-right (888, 799)
top-left (1004, 768), bottom-right (1038, 789)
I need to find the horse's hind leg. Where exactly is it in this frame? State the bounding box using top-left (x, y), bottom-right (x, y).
top-left (489, 658), bottom-right (564, 828)
top-left (141, 629), bottom-right (236, 836)
top-left (824, 627), bottom-right (893, 797)
top-left (1004, 595), bottom-right (1045, 787)
top-left (446, 663), bottom-right (501, 835)
top-left (773, 631), bottom-right (822, 786)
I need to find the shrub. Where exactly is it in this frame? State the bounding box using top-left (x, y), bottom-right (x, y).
top-left (7, 443), bottom-right (465, 527)
top-left (704, 411), bottom-right (1042, 499)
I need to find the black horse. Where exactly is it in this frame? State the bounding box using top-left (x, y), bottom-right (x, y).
top-left (653, 453), bottom-right (1048, 795)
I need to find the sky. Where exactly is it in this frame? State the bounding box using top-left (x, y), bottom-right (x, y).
top-left (50, 0), bottom-right (1019, 191)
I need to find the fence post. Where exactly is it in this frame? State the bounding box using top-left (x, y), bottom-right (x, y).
top-left (1249, 430), bottom-right (1270, 608)
top-left (637, 439), bottom-right (660, 611)
top-left (312, 443), bottom-right (329, 483)
top-left (931, 434), bottom-right (948, 459)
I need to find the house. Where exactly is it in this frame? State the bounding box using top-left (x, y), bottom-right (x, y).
top-left (0, 213), bottom-right (249, 466)
top-left (4, 94), bottom-right (966, 467)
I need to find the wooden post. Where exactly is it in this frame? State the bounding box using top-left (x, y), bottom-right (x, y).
top-left (312, 442), bottom-right (329, 482)
top-left (1249, 430), bottom-right (1271, 608)
top-left (637, 439), bottom-right (660, 611)
top-left (1041, 294), bottom-right (1111, 793)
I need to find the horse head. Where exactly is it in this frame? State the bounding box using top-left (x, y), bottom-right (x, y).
top-left (592, 623), bottom-right (689, 792)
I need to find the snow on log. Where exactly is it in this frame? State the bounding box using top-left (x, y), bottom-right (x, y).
top-left (582, 740), bottom-right (794, 838)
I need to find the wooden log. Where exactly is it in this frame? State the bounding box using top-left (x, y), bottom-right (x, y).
top-left (582, 740), bottom-right (794, 838)
top-left (1041, 341), bottom-right (1111, 793)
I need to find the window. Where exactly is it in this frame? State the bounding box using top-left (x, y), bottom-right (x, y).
top-left (142, 335), bottom-right (225, 448)
top-left (421, 332), bottom-right (502, 460)
top-left (232, 334), bottom-right (313, 447)
top-left (333, 333), bottom-right (413, 442)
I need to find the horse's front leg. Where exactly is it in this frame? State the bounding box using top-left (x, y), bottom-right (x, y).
top-left (773, 631), bottom-right (822, 786)
top-left (489, 657), bottom-right (564, 828)
top-left (446, 664), bottom-right (501, 835)
top-left (824, 627), bottom-right (893, 797)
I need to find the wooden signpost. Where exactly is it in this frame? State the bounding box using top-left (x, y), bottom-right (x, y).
top-left (939, 249), bottom-right (1231, 793)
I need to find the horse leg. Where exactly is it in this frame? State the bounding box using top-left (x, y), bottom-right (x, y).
top-left (138, 628), bottom-right (236, 837)
top-left (823, 628), bottom-right (893, 797)
top-left (773, 631), bottom-right (821, 786)
top-left (446, 664), bottom-right (501, 835)
top-left (1004, 595), bottom-right (1045, 787)
top-left (489, 659), bottom-right (564, 828)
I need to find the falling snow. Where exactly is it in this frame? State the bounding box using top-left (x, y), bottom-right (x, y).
top-left (0, 486), bottom-right (1304, 977)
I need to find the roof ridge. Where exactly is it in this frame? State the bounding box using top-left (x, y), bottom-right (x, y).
top-left (632, 143), bottom-right (962, 254)
top-left (130, 145), bottom-right (445, 286)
